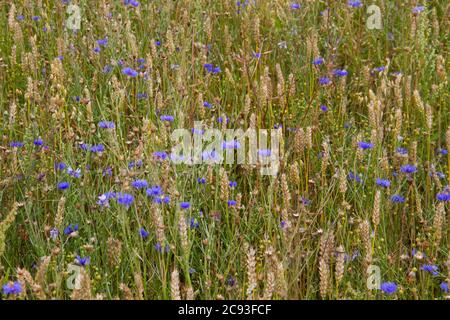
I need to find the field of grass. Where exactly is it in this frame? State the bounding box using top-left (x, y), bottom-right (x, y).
top-left (0, 0), bottom-right (449, 300)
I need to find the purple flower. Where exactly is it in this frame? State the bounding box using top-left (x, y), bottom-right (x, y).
top-left (117, 193), bottom-right (134, 208)
top-left (90, 144), bottom-right (105, 153)
top-left (227, 200), bottom-right (237, 207)
top-left (10, 141), bottom-right (24, 148)
top-left (180, 202), bottom-right (191, 210)
top-left (400, 164), bottom-right (417, 174)
top-left (396, 147), bottom-right (408, 155)
top-left (197, 178), bottom-right (206, 184)
top-left (440, 282), bottom-right (449, 293)
top-left (376, 178), bottom-right (391, 188)
top-left (160, 115), bottom-right (174, 122)
top-left (50, 228), bottom-right (59, 240)
top-left (390, 194), bottom-right (405, 203)
top-left (122, 67), bottom-right (138, 77)
top-left (93, 46), bottom-right (101, 53)
top-left (58, 182), bottom-right (70, 190)
top-left (436, 193), bottom-right (449, 202)
top-left (333, 69), bottom-right (348, 77)
top-left (139, 228), bottom-right (149, 238)
top-left (97, 38), bottom-right (108, 46)
top-left (98, 121), bottom-right (115, 129)
top-left (203, 101), bottom-right (213, 109)
top-left (412, 6), bottom-right (425, 14)
top-left (67, 167), bottom-right (81, 178)
top-left (313, 57), bottom-right (324, 65)
top-left (75, 256), bottom-right (90, 266)
top-left (204, 63), bottom-right (221, 74)
top-left (64, 224), bottom-right (79, 235)
top-left (348, 0), bottom-right (363, 8)
top-left (290, 3), bottom-right (301, 9)
top-left (358, 141), bottom-right (374, 150)
top-left (146, 185), bottom-right (163, 197)
top-left (348, 172), bottom-right (362, 183)
top-left (34, 138), bottom-right (44, 146)
top-left (2, 282), bottom-right (22, 295)
top-left (380, 282), bottom-right (397, 295)
top-left (229, 181), bottom-right (237, 188)
top-left (420, 264), bottom-right (439, 276)
top-left (153, 151), bottom-right (168, 160)
top-left (320, 105), bottom-right (328, 112)
top-left (319, 77), bottom-right (331, 85)
top-left (132, 179), bottom-right (148, 189)
top-left (222, 140), bottom-right (241, 149)
top-left (258, 149), bottom-right (272, 157)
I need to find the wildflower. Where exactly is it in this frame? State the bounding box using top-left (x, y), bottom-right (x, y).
top-left (203, 63), bottom-right (221, 74)
top-left (131, 179), bottom-right (148, 189)
top-left (438, 148), bottom-right (448, 155)
top-left (228, 200), bottom-right (237, 207)
top-left (16, 15), bottom-right (24, 21)
top-left (67, 167), bottom-right (81, 178)
top-left (10, 141), bottom-right (24, 148)
top-left (203, 101), bottom-right (213, 109)
top-left (93, 46), bottom-right (101, 53)
top-left (160, 115), bottom-right (174, 122)
top-left (102, 167), bottom-right (113, 176)
top-left (376, 178), bottom-right (391, 188)
top-left (400, 164), bottom-right (417, 174)
top-left (440, 282), bottom-right (449, 293)
top-left (380, 282), bottom-right (397, 295)
top-left (146, 185), bottom-right (163, 197)
top-left (229, 181), bottom-right (237, 188)
top-left (290, 3), bottom-right (301, 9)
top-left (153, 151), bottom-right (168, 160)
top-left (412, 6), bottom-right (425, 14)
top-left (313, 57), bottom-right (324, 65)
top-left (348, 172), bottom-right (362, 183)
top-left (58, 182), bottom-right (70, 190)
top-left (197, 178), bottom-right (206, 184)
top-left (34, 138), bottom-right (44, 146)
top-left (391, 194), bottom-right (405, 203)
top-left (258, 149), bottom-right (271, 157)
top-left (153, 195), bottom-right (170, 204)
top-left (117, 193), bottom-right (134, 208)
top-left (90, 144), bottom-right (105, 153)
top-left (189, 218), bottom-right (199, 229)
top-left (32, 16), bottom-right (41, 21)
top-left (396, 147), bottom-right (408, 155)
top-left (217, 116), bottom-right (229, 124)
top-left (319, 77), bottom-right (331, 85)
top-left (227, 275), bottom-right (236, 287)
top-left (358, 141), bottom-right (374, 150)
top-left (64, 224), bottom-right (79, 235)
top-left (373, 66), bottom-right (386, 73)
top-left (320, 105), bottom-right (328, 112)
top-left (154, 40), bottom-right (161, 46)
top-left (2, 282), bottom-right (22, 295)
top-left (333, 69), bottom-right (348, 77)
top-left (436, 193), bottom-right (449, 202)
top-left (222, 140), bottom-right (240, 149)
top-left (122, 67), bottom-right (138, 77)
top-left (97, 38), bottom-right (108, 46)
top-left (75, 256), bottom-right (90, 266)
top-left (139, 228), bottom-right (149, 239)
top-left (98, 121), bottom-right (115, 129)
top-left (420, 264), bottom-right (439, 276)
top-left (348, 0), bottom-right (363, 7)
top-left (50, 228), bottom-right (59, 240)
top-left (252, 52), bottom-right (261, 59)
top-left (180, 202), bottom-right (191, 210)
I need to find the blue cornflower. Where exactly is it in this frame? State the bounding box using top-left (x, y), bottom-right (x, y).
top-left (438, 148), bottom-right (448, 155)
top-left (222, 140), bottom-right (241, 149)
top-left (420, 264), bottom-right (439, 276)
top-left (412, 6), bottom-right (425, 14)
top-left (313, 57), bottom-right (324, 65)
top-left (217, 116), bottom-right (229, 124)
top-left (67, 167), bottom-right (81, 178)
top-left (348, 172), bottom-right (362, 183)
top-left (380, 282), bottom-right (397, 295)
top-left (137, 92), bottom-right (148, 99)
top-left (32, 16), bottom-right (41, 21)
top-left (227, 200), bottom-right (237, 207)
top-left (55, 162), bottom-right (66, 171)
top-left (160, 115), bottom-right (174, 122)
top-left (320, 105), bottom-right (328, 112)
top-left (132, 179), bottom-right (148, 189)
top-left (189, 218), bottom-right (199, 229)
top-left (252, 52), bottom-right (261, 59)
top-left (180, 202), bottom-right (191, 210)
top-left (16, 15), bottom-right (24, 21)
top-left (10, 141), bottom-right (24, 148)
top-left (34, 138), bottom-right (44, 146)
top-left (227, 275), bottom-right (236, 287)
top-left (258, 149), bottom-right (272, 157)
top-left (197, 178), bottom-right (206, 184)
top-left (64, 224), bottom-right (79, 235)
top-left (139, 228), bottom-right (149, 239)
top-left (396, 147), bottom-right (408, 155)
top-left (2, 282), bottom-right (22, 295)
top-left (58, 182), bottom-right (70, 190)
top-left (203, 63), bottom-right (221, 74)
top-left (98, 121), bottom-right (115, 129)
top-left (290, 3), bottom-right (301, 9)
top-left (153, 195), bottom-right (170, 204)
top-left (122, 67), bottom-right (138, 77)
top-left (376, 178), bottom-right (391, 188)
top-left (436, 193), bottom-right (449, 202)
top-left (348, 0), bottom-right (363, 8)
top-left (319, 77), bottom-right (331, 85)
top-left (117, 193), bottom-right (134, 208)
top-left (90, 144), bottom-right (105, 153)
top-left (75, 256), bottom-right (90, 266)
top-left (153, 151), bottom-right (168, 160)
top-left (50, 228), bottom-right (59, 240)
top-left (400, 164), bottom-right (417, 174)
top-left (333, 69), bottom-right (348, 77)
top-left (97, 38), bottom-right (108, 46)
top-left (440, 282), bottom-right (449, 293)
top-left (203, 101), bottom-right (213, 109)
top-left (93, 46), bottom-right (101, 53)
top-left (229, 181), bottom-right (237, 188)
top-left (146, 185), bottom-right (163, 197)
top-left (154, 40), bottom-right (161, 46)
top-left (391, 194), bottom-right (405, 203)
top-left (373, 66), bottom-right (386, 73)
top-left (358, 141), bottom-right (374, 150)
